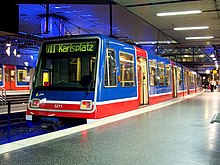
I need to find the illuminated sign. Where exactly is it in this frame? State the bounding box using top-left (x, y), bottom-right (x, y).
top-left (45, 42), bottom-right (96, 54)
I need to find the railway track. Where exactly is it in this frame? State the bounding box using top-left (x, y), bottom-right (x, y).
top-left (0, 93), bottom-right (86, 145)
top-left (0, 111), bottom-right (86, 145)
top-left (0, 111), bottom-right (49, 144)
top-left (0, 92), bottom-right (51, 144)
top-left (0, 111), bottom-right (26, 128)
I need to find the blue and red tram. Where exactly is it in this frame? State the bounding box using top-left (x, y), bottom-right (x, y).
top-left (147, 52), bottom-right (173, 104)
top-left (26, 34), bottom-right (202, 122)
top-left (196, 74), bottom-right (203, 92)
top-left (0, 64), bottom-right (31, 90)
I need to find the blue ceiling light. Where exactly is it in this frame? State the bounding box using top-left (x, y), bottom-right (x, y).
top-left (54, 5), bottom-right (70, 9)
top-left (65, 11), bottom-right (72, 14)
top-left (81, 14), bottom-right (92, 17)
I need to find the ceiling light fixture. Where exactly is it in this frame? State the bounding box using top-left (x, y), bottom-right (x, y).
top-left (156, 10), bottom-right (202, 16)
top-left (185, 36), bottom-right (214, 40)
top-left (174, 26), bottom-right (209, 30)
top-left (134, 40), bottom-right (177, 45)
top-left (54, 5), bottom-right (70, 9)
top-left (6, 39), bottom-right (11, 47)
top-left (6, 43), bottom-right (11, 47)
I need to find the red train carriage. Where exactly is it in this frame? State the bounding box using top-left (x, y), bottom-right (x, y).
top-left (0, 64), bottom-right (32, 90)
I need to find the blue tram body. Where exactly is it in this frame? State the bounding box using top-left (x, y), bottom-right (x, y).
top-left (97, 36), bottom-right (138, 102)
top-left (26, 34), bottom-right (202, 122)
top-left (148, 52), bottom-right (172, 95)
top-left (0, 64), bottom-right (3, 87)
top-left (27, 34), bottom-right (139, 120)
top-left (173, 62), bottom-right (185, 97)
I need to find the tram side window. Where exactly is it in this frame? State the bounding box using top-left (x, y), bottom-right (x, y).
top-left (37, 58), bottom-right (53, 87)
top-left (120, 52), bottom-right (135, 87)
top-left (190, 74), bottom-right (193, 86)
top-left (17, 69), bottom-right (29, 82)
top-left (0, 68), bottom-right (2, 81)
top-left (177, 67), bottom-right (182, 89)
top-left (104, 49), bottom-right (117, 87)
top-left (184, 71), bottom-right (188, 86)
top-left (193, 74), bottom-right (196, 86)
top-left (197, 76), bottom-right (202, 87)
top-left (189, 73), bottom-right (195, 86)
top-left (149, 60), bottom-right (157, 86)
top-left (10, 70), bottom-right (15, 81)
top-left (165, 64), bottom-right (171, 86)
top-left (158, 62), bottom-right (165, 86)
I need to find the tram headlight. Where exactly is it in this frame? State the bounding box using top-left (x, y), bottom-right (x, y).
top-left (30, 99), bottom-right (40, 108)
top-left (80, 100), bottom-right (93, 110)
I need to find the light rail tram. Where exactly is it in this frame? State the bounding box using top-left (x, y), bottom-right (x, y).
top-left (26, 34), bottom-right (202, 124)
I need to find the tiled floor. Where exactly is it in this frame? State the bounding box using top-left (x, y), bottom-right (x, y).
top-left (0, 91), bottom-right (220, 165)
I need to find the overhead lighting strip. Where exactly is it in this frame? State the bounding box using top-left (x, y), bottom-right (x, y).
top-left (135, 40), bottom-right (177, 45)
top-left (185, 36), bottom-right (214, 40)
top-left (174, 26), bottom-right (209, 30)
top-left (156, 10), bottom-right (202, 16)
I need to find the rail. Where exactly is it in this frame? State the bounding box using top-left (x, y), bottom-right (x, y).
top-left (0, 87), bottom-right (6, 105)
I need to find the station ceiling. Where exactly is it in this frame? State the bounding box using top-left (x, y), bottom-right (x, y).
top-left (3, 0), bottom-right (220, 74)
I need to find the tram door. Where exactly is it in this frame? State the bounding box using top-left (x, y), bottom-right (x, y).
top-left (187, 71), bottom-right (190, 94)
top-left (137, 57), bottom-right (148, 105)
top-left (194, 74), bottom-right (197, 92)
top-left (172, 67), bottom-right (177, 98)
top-left (4, 65), bottom-right (16, 90)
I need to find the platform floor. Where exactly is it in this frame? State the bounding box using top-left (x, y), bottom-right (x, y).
top-left (0, 91), bottom-right (220, 165)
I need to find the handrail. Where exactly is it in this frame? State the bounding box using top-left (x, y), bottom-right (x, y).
top-left (0, 87), bottom-right (6, 105)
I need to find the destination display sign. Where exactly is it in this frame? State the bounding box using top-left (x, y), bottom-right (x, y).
top-left (44, 41), bottom-right (97, 54)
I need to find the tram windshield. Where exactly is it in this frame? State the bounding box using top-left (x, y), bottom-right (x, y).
top-left (33, 39), bottom-right (98, 91)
